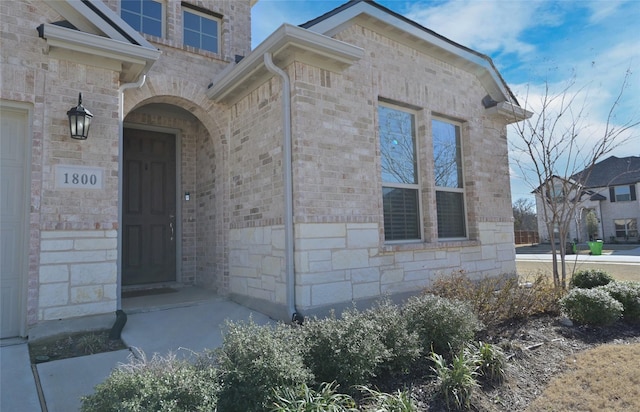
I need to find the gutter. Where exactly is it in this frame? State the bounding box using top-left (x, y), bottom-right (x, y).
top-left (263, 53), bottom-right (301, 324)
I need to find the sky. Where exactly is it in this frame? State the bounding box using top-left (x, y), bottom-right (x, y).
top-left (251, 0), bottom-right (640, 204)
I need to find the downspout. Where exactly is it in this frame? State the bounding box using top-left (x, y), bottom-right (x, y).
top-left (111, 74), bottom-right (146, 339)
top-left (263, 53), bottom-right (301, 323)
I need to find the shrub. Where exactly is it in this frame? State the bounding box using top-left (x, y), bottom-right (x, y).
top-left (301, 308), bottom-right (390, 389)
top-left (570, 269), bottom-right (614, 289)
top-left (215, 319), bottom-right (312, 412)
top-left (358, 386), bottom-right (417, 412)
top-left (430, 349), bottom-right (479, 411)
top-left (271, 382), bottom-right (358, 412)
top-left (81, 351), bottom-right (219, 412)
top-left (560, 288), bottom-right (623, 326)
top-left (601, 282), bottom-right (640, 323)
top-left (428, 272), bottom-right (562, 327)
top-left (362, 299), bottom-right (421, 375)
top-left (471, 341), bottom-right (506, 384)
top-left (403, 294), bottom-right (481, 356)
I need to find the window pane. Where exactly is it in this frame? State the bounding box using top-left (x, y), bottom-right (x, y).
top-left (202, 18), bottom-right (218, 35)
top-left (183, 10), bottom-right (199, 30)
top-left (184, 29), bottom-right (200, 48)
top-left (433, 119), bottom-right (462, 188)
top-left (121, 10), bottom-right (140, 31)
top-left (379, 106), bottom-right (417, 184)
top-left (436, 191), bottom-right (466, 238)
top-left (122, 1), bottom-right (141, 14)
top-left (201, 34), bottom-right (218, 53)
top-left (143, 0), bottom-right (162, 20)
top-left (629, 219), bottom-right (639, 237)
top-left (383, 187), bottom-right (420, 241)
top-left (143, 17), bottom-right (162, 37)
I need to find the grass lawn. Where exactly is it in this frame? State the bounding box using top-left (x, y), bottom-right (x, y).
top-left (516, 261), bottom-right (640, 283)
top-left (527, 343), bottom-right (640, 412)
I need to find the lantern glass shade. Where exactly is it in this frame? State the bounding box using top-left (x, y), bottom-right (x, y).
top-left (67, 93), bottom-right (93, 140)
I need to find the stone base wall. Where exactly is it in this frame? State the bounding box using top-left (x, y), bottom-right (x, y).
top-left (229, 221), bottom-right (516, 319)
top-left (37, 230), bottom-right (117, 321)
top-left (228, 226), bottom-right (286, 305)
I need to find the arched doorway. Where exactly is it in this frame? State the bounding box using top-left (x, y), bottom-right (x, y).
top-left (121, 102), bottom-right (212, 290)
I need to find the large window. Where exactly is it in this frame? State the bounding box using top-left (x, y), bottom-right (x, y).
top-left (183, 7), bottom-right (220, 53)
top-left (614, 218), bottom-right (638, 238)
top-left (610, 185), bottom-right (636, 202)
top-left (433, 119), bottom-right (466, 238)
top-left (379, 104), bottom-right (420, 241)
top-left (121, 0), bottom-right (163, 37)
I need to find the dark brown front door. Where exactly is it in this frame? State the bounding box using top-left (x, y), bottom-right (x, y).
top-left (123, 129), bottom-right (176, 286)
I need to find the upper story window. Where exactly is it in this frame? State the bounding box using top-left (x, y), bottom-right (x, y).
top-left (433, 118), bottom-right (466, 239)
top-left (610, 185), bottom-right (636, 202)
top-left (183, 5), bottom-right (220, 54)
top-left (121, 0), bottom-right (163, 38)
top-left (379, 103), bottom-right (421, 242)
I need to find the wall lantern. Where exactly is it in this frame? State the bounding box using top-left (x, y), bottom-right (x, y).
top-left (67, 93), bottom-right (93, 140)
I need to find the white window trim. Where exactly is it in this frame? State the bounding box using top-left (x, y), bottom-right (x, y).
top-left (432, 116), bottom-right (468, 241)
top-left (379, 101), bottom-right (423, 244)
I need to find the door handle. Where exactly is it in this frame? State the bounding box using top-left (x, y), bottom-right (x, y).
top-left (169, 222), bottom-right (174, 241)
top-left (169, 214), bottom-right (175, 242)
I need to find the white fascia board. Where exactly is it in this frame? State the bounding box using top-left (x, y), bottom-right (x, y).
top-left (40, 23), bottom-right (160, 73)
top-left (45, 1), bottom-right (156, 51)
top-left (207, 23), bottom-right (363, 102)
top-left (486, 101), bottom-right (533, 123)
top-left (305, 2), bottom-right (511, 102)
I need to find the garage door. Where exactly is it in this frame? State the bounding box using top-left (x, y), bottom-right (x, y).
top-left (1, 105), bottom-right (29, 338)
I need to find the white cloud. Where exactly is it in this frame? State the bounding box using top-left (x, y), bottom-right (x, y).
top-left (404, 0), bottom-right (546, 56)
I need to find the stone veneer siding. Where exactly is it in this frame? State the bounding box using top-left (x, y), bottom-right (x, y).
top-left (38, 230), bottom-right (117, 321)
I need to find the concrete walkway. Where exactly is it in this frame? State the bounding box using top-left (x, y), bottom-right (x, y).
top-left (1, 297), bottom-right (273, 412)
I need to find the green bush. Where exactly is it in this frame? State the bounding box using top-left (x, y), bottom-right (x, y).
top-left (81, 351), bottom-right (219, 412)
top-left (560, 288), bottom-right (623, 326)
top-left (601, 282), bottom-right (640, 323)
top-left (301, 308), bottom-right (390, 389)
top-left (215, 319), bottom-right (312, 412)
top-left (430, 349), bottom-right (479, 411)
top-left (362, 299), bottom-right (421, 375)
top-left (570, 269), bottom-right (614, 289)
top-left (403, 294), bottom-right (481, 356)
top-left (271, 382), bottom-right (358, 412)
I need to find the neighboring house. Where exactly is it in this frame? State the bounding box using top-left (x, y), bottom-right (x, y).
top-left (534, 156), bottom-right (640, 243)
top-left (0, 0), bottom-right (530, 339)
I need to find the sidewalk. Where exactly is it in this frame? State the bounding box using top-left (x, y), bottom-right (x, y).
top-left (1, 297), bottom-right (273, 412)
top-left (516, 244), bottom-right (640, 264)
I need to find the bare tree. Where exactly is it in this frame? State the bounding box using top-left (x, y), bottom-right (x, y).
top-left (512, 198), bottom-right (537, 231)
top-left (510, 71), bottom-right (638, 289)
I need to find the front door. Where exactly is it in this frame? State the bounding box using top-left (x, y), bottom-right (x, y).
top-left (1, 106), bottom-right (28, 338)
top-left (122, 129), bottom-right (176, 286)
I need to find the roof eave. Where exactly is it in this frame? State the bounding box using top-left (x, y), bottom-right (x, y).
top-left (39, 23), bottom-right (160, 82)
top-left (207, 23), bottom-right (364, 104)
top-left (485, 101), bottom-right (533, 124)
top-left (45, 0), bottom-right (156, 50)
